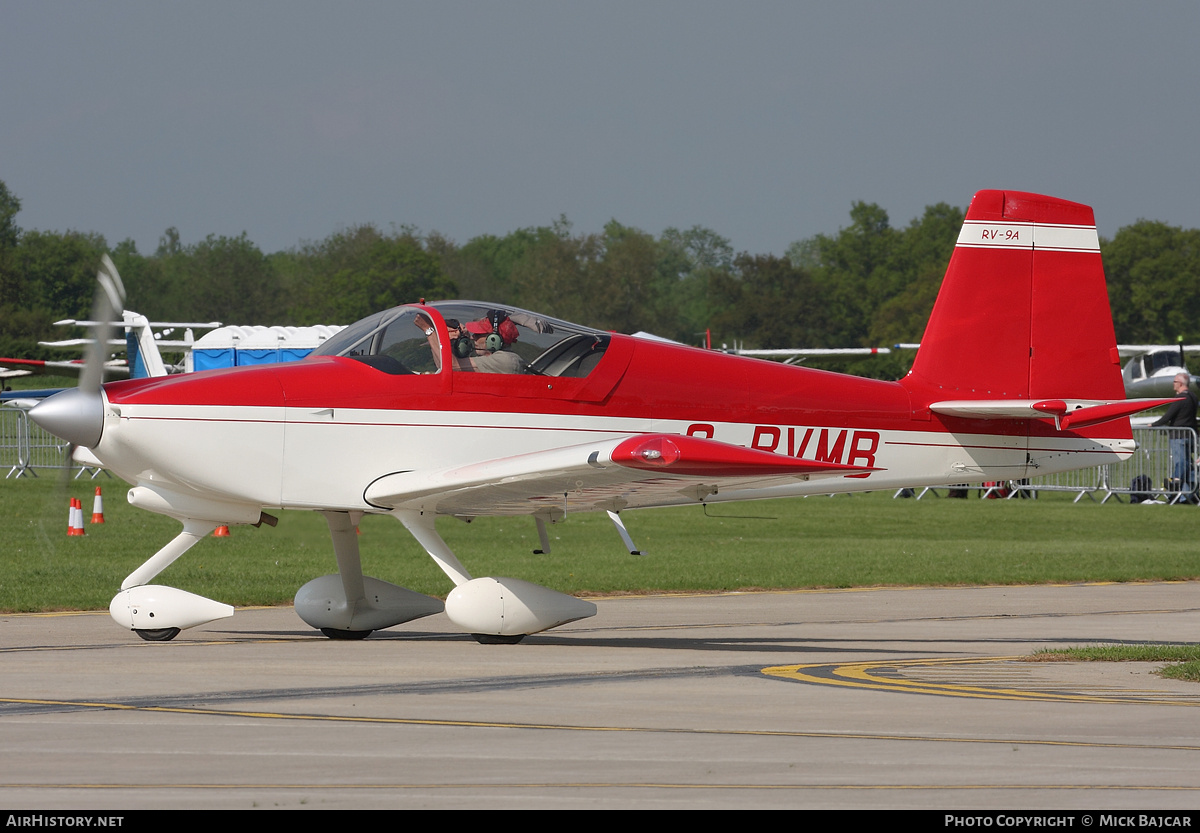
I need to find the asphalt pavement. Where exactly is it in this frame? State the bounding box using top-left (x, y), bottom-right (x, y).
top-left (2, 582), bottom-right (1199, 809)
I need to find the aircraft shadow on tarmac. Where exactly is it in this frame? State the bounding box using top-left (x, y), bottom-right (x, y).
top-left (193, 624), bottom-right (1151, 657)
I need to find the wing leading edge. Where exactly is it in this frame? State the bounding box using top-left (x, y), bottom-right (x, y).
top-left (363, 433), bottom-right (879, 516)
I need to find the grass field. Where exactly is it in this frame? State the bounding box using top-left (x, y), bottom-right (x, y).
top-left (1033, 645), bottom-right (1200, 681)
top-left (3, 475), bottom-right (1199, 613)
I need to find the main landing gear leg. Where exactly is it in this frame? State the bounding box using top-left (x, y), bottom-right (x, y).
top-left (323, 511), bottom-right (372, 640)
top-left (293, 511), bottom-right (443, 638)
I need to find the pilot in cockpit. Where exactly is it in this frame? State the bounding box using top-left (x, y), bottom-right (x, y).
top-left (415, 311), bottom-right (525, 373)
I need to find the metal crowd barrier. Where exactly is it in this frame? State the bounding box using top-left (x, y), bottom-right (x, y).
top-left (1104, 426), bottom-right (1196, 504)
top-left (1, 407), bottom-right (32, 478)
top-left (898, 427), bottom-right (1198, 504)
top-left (1, 407), bottom-right (109, 479)
top-left (1011, 461), bottom-right (1107, 503)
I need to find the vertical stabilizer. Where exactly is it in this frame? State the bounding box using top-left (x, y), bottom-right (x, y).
top-left (905, 190), bottom-right (1122, 403)
top-left (123, 311), bottom-right (168, 379)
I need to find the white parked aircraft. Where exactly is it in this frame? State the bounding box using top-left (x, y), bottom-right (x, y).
top-left (1118, 344), bottom-right (1200, 399)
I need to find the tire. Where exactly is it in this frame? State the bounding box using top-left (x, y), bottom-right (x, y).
top-left (320, 627), bottom-right (372, 640)
top-left (134, 627), bottom-right (181, 642)
top-left (471, 633), bottom-right (526, 645)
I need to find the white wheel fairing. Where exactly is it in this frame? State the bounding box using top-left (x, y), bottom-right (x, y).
top-left (293, 574), bottom-right (444, 632)
top-left (445, 577), bottom-right (596, 636)
top-left (109, 585), bottom-right (234, 632)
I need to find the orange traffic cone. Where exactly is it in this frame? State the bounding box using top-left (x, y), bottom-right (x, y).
top-left (214, 525), bottom-right (230, 537)
top-left (68, 498), bottom-right (85, 536)
top-left (91, 487), bottom-right (105, 524)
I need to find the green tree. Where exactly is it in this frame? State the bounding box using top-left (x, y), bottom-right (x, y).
top-left (0, 181), bottom-right (23, 327)
top-left (587, 220), bottom-right (660, 334)
top-left (446, 228), bottom-right (542, 303)
top-left (507, 219), bottom-right (600, 325)
top-left (0, 180), bottom-right (20, 250)
top-left (1, 224), bottom-right (107, 360)
top-left (151, 232), bottom-right (281, 323)
top-left (867, 202), bottom-right (963, 347)
top-left (709, 253), bottom-right (827, 349)
top-left (109, 238), bottom-right (174, 321)
top-left (1104, 221), bottom-right (1200, 344)
top-left (786, 202), bottom-right (896, 346)
top-left (13, 230), bottom-right (108, 318)
top-left (654, 226), bottom-right (735, 344)
top-left (774, 200), bottom-right (964, 378)
top-left (284, 224), bottom-right (454, 324)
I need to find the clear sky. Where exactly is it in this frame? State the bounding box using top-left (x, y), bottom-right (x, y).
top-left (3, 2), bottom-right (1197, 257)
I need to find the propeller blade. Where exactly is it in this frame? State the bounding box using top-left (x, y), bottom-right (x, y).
top-left (30, 254), bottom-right (126, 452)
top-left (79, 254), bottom-right (126, 394)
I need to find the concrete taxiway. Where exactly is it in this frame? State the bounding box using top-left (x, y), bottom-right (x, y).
top-left (2, 582), bottom-right (1200, 809)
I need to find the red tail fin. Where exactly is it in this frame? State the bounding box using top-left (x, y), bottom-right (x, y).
top-left (905, 190), bottom-right (1122, 402)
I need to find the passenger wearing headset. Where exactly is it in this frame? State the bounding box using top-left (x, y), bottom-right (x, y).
top-left (415, 311), bottom-right (524, 373)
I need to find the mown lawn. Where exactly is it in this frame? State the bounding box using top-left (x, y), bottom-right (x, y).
top-left (3, 476), bottom-right (1198, 612)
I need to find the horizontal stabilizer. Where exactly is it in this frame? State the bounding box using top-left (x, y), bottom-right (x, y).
top-left (1059, 399), bottom-right (1178, 430)
top-left (931, 398), bottom-right (1176, 430)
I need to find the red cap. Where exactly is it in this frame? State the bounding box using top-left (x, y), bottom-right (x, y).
top-left (464, 317), bottom-right (519, 346)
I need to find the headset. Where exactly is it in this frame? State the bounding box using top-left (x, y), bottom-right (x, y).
top-left (484, 309), bottom-right (506, 353)
top-left (445, 319), bottom-right (475, 359)
top-left (449, 311), bottom-right (511, 358)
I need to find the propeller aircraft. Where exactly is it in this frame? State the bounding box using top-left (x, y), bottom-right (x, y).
top-left (1119, 344), bottom-right (1200, 399)
top-left (29, 190), bottom-right (1175, 644)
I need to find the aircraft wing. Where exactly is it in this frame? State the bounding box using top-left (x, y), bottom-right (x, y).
top-left (363, 433), bottom-right (878, 517)
top-left (1117, 344), bottom-right (1200, 358)
top-left (0, 357), bottom-right (129, 378)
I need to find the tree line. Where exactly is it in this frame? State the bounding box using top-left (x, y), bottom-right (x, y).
top-left (3, 178), bottom-right (1199, 380)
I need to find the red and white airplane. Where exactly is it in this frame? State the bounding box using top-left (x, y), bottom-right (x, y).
top-left (30, 190), bottom-right (1174, 643)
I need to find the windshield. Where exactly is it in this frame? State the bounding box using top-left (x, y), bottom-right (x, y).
top-left (1144, 351), bottom-right (1183, 377)
top-left (309, 307), bottom-right (441, 375)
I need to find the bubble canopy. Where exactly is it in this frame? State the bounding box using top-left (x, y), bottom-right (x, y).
top-left (310, 301), bottom-right (611, 377)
